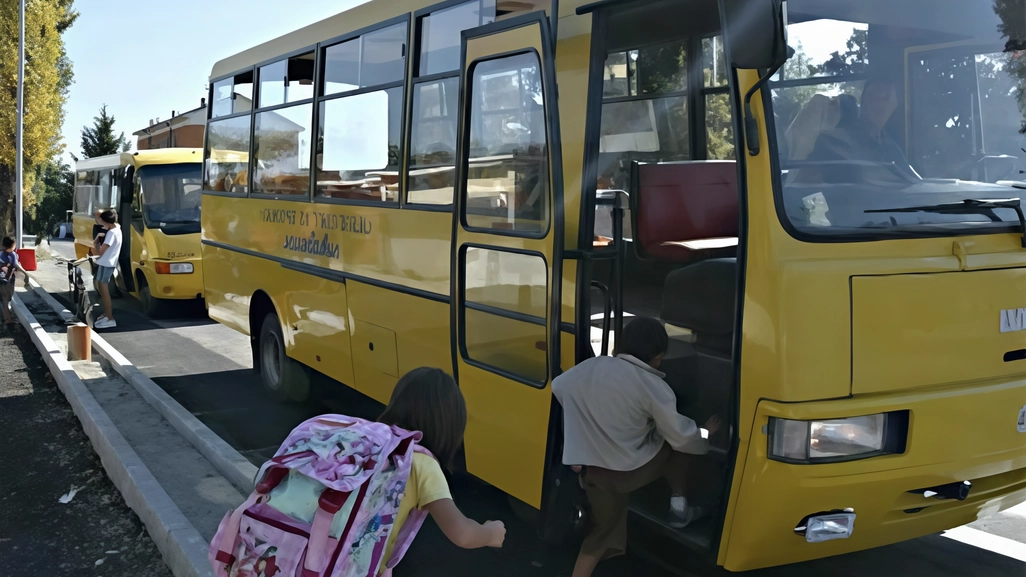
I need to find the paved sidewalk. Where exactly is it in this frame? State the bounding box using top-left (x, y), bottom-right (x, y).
top-left (0, 322), bottom-right (172, 577)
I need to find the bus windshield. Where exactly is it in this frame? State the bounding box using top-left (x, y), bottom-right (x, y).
top-left (770, 0), bottom-right (1026, 240)
top-left (137, 163), bottom-right (203, 230)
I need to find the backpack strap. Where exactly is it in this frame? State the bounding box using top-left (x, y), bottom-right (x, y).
top-left (379, 445), bottom-right (437, 577)
top-left (301, 486), bottom-right (363, 577)
top-left (213, 491), bottom-right (260, 571)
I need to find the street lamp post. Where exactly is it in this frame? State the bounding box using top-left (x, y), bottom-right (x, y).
top-left (15, 0), bottom-right (25, 248)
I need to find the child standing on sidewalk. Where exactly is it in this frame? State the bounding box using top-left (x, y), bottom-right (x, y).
top-left (92, 210), bottom-right (122, 330)
top-left (1, 237), bottom-right (29, 326)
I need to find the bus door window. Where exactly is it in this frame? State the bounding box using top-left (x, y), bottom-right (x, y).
top-left (464, 247), bottom-right (549, 383)
top-left (464, 53), bottom-right (549, 233)
top-left (131, 171), bottom-right (144, 234)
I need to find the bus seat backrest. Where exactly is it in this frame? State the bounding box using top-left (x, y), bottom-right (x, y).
top-left (632, 161), bottom-right (738, 263)
top-left (661, 258), bottom-right (737, 356)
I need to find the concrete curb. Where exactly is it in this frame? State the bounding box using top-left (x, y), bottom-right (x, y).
top-left (26, 277), bottom-right (258, 494)
top-left (11, 292), bottom-right (214, 577)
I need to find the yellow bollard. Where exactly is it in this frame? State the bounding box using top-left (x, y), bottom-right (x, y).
top-left (66, 323), bottom-right (91, 361)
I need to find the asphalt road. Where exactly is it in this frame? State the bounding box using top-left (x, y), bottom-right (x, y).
top-left (29, 239), bottom-right (1026, 577)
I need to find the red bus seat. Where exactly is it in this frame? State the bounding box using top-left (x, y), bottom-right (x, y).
top-left (630, 160), bottom-right (739, 262)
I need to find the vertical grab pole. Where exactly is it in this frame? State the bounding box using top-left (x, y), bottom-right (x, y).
top-left (612, 191), bottom-right (625, 349)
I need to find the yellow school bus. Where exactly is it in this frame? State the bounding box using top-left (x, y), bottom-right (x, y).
top-left (73, 154), bottom-right (128, 260)
top-left (118, 149), bottom-right (205, 317)
top-left (200, 0), bottom-right (1026, 570)
top-left (74, 149), bottom-right (205, 316)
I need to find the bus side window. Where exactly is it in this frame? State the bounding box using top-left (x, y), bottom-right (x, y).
top-left (315, 22), bottom-right (407, 203)
top-left (702, 36), bottom-right (734, 161)
top-left (407, 0), bottom-right (497, 207)
top-left (75, 171), bottom-right (92, 215)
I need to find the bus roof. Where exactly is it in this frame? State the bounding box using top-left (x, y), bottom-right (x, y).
top-left (125, 148), bottom-right (203, 169)
top-left (210, 0), bottom-right (424, 80)
top-left (75, 153), bottom-right (127, 172)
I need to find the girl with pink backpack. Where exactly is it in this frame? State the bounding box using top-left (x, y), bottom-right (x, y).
top-left (210, 367), bottom-right (505, 577)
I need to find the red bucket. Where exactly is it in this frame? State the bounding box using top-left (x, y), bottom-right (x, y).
top-left (16, 248), bottom-right (36, 271)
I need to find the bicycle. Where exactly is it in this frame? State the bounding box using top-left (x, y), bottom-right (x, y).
top-left (54, 255), bottom-right (95, 325)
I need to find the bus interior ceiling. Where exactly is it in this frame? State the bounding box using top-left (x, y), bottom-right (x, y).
top-left (585, 0), bottom-right (736, 548)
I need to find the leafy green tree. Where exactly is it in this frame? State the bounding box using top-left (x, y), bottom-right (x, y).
top-left (994, 0), bottom-right (1026, 133)
top-left (0, 0), bottom-right (79, 238)
top-left (31, 158), bottom-right (74, 237)
top-left (81, 104), bottom-right (130, 157)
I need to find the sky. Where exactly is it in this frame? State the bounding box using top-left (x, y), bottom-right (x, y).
top-left (60, 0), bottom-right (369, 164)
top-left (57, 1), bottom-right (857, 168)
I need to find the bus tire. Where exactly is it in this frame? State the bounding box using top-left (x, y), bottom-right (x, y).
top-left (138, 277), bottom-right (167, 319)
top-left (258, 313), bottom-right (311, 403)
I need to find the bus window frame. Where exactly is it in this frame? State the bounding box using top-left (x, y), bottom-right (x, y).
top-left (458, 47), bottom-right (553, 240)
top-left (579, 15), bottom-right (734, 254)
top-left (248, 43), bottom-right (320, 201)
top-left (458, 242), bottom-right (551, 388)
top-left (404, 0), bottom-right (499, 213)
top-left (312, 13), bottom-right (412, 208)
top-left (204, 67), bottom-right (257, 199)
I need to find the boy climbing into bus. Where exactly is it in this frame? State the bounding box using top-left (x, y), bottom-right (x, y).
top-left (553, 316), bottom-right (721, 577)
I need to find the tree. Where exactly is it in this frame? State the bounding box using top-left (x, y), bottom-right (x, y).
top-left (0, 0), bottom-right (79, 238)
top-left (31, 158), bottom-right (74, 237)
top-left (994, 0), bottom-right (1026, 133)
top-left (81, 104), bottom-right (130, 158)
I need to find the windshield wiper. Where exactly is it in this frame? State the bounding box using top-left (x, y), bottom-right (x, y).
top-left (866, 198), bottom-right (1026, 247)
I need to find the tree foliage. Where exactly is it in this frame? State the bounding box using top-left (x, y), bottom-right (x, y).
top-left (81, 104), bottom-right (130, 158)
top-left (994, 0), bottom-right (1026, 133)
top-left (31, 158), bottom-right (73, 237)
top-left (0, 0), bottom-right (78, 238)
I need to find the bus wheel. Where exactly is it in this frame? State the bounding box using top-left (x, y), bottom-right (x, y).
top-left (138, 277), bottom-right (166, 319)
top-left (258, 313), bottom-right (310, 403)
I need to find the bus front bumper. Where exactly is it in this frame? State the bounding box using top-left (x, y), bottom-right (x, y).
top-left (722, 377), bottom-right (1026, 571)
top-left (145, 259), bottom-right (204, 300)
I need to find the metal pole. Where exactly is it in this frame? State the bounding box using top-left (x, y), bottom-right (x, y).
top-left (15, 0), bottom-right (25, 248)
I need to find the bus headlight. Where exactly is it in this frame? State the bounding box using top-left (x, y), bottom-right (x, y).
top-left (768, 412), bottom-right (908, 463)
top-left (156, 262), bottom-right (194, 274)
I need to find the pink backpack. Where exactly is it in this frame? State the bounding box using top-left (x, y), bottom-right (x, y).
top-left (209, 415), bottom-right (432, 577)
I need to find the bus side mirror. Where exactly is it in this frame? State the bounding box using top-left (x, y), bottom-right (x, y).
top-left (723, 0), bottom-right (789, 70)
